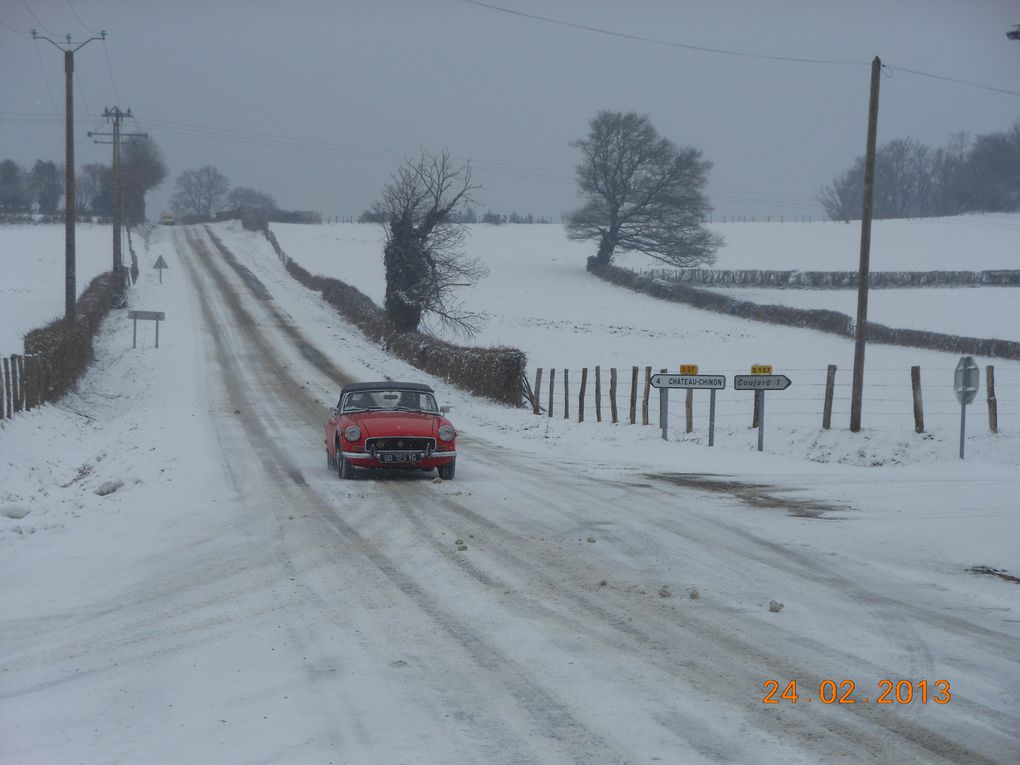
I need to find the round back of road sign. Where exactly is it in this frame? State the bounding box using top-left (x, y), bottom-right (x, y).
top-left (954, 356), bottom-right (980, 405)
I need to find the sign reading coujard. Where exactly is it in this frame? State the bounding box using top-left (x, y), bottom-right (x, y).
top-left (733, 374), bottom-right (791, 390)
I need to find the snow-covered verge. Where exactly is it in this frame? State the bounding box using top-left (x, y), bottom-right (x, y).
top-left (262, 220), bottom-right (1020, 470)
top-left (0, 222), bottom-right (114, 354)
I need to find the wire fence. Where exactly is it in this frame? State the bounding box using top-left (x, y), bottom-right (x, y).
top-left (524, 364), bottom-right (1019, 434)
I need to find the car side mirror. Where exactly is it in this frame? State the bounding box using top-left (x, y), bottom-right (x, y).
top-left (440, 406), bottom-right (451, 414)
top-left (331, 407), bottom-right (340, 416)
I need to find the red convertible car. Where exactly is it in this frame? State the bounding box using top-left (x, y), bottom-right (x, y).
top-left (325, 382), bottom-right (457, 480)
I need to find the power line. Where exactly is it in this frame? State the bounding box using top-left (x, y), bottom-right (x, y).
top-left (463, 0), bottom-right (870, 67)
top-left (20, 0), bottom-right (54, 37)
top-left (31, 38), bottom-right (61, 115)
top-left (883, 65), bottom-right (1020, 98)
top-left (66, 0), bottom-right (97, 35)
top-left (102, 39), bottom-right (120, 105)
top-left (0, 18), bottom-right (29, 34)
top-left (465, 0), bottom-right (1020, 98)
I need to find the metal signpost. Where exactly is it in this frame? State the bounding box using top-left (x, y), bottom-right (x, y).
top-left (154, 255), bottom-right (168, 283)
top-left (954, 355), bottom-right (979, 459)
top-left (649, 368), bottom-right (726, 445)
top-left (128, 310), bottom-right (166, 348)
top-left (733, 368), bottom-right (792, 452)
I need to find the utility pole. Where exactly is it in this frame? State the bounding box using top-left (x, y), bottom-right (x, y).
top-left (850, 56), bottom-right (881, 433)
top-left (32, 29), bottom-right (106, 321)
top-left (90, 108), bottom-right (146, 306)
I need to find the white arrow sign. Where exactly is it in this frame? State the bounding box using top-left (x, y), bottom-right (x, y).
top-left (650, 374), bottom-right (726, 390)
top-left (733, 374), bottom-right (792, 391)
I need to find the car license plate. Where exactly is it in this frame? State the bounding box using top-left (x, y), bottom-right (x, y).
top-left (381, 453), bottom-right (421, 464)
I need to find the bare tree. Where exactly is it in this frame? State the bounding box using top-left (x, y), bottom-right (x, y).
top-left (371, 150), bottom-right (487, 336)
top-left (77, 162), bottom-right (111, 216)
top-left (566, 111), bottom-right (721, 267)
top-left (121, 137), bottom-right (167, 226)
top-left (227, 186), bottom-right (277, 218)
top-left (817, 163), bottom-right (864, 223)
top-left (171, 165), bottom-right (230, 219)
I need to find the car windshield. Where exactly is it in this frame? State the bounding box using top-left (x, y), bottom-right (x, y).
top-left (342, 389), bottom-right (438, 413)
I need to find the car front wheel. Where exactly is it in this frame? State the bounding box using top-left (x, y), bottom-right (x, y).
top-left (437, 458), bottom-right (456, 480)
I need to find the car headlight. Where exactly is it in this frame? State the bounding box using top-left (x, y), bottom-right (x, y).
top-left (438, 425), bottom-right (456, 442)
top-left (344, 425), bottom-right (362, 441)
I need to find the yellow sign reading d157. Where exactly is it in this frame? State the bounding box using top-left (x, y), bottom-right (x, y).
top-left (751, 365), bottom-right (773, 375)
top-left (679, 364), bottom-right (699, 375)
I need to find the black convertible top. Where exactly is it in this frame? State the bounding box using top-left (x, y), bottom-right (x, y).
top-left (339, 381), bottom-right (435, 395)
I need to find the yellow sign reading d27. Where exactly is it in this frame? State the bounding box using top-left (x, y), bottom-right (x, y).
top-left (751, 365), bottom-right (773, 375)
top-left (679, 364), bottom-right (699, 375)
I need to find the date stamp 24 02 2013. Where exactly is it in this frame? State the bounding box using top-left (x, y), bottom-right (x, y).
top-left (762, 679), bottom-right (951, 705)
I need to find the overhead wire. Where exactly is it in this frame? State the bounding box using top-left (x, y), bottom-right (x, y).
top-left (464, 0), bottom-right (1020, 99)
top-left (0, 18), bottom-right (29, 34)
top-left (102, 38), bottom-right (120, 106)
top-left (19, 0), bottom-right (55, 37)
top-left (66, 0), bottom-right (97, 35)
top-left (31, 38), bottom-right (61, 115)
top-left (462, 0), bottom-right (870, 67)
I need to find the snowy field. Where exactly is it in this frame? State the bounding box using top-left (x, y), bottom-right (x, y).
top-left (0, 222), bottom-right (114, 353)
top-left (268, 219), bottom-right (1020, 466)
top-left (1, 221), bottom-right (1018, 763)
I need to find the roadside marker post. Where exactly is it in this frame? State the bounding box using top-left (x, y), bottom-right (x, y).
top-left (129, 310), bottom-right (166, 349)
top-left (650, 368), bottom-right (726, 445)
top-left (954, 356), bottom-right (979, 460)
top-left (733, 367), bottom-right (792, 452)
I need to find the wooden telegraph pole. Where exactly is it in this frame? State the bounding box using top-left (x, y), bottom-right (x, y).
top-left (32, 30), bottom-right (106, 320)
top-left (90, 108), bottom-right (147, 306)
top-left (850, 56), bottom-right (882, 432)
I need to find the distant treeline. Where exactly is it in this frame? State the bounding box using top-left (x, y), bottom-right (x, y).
top-left (1, 137), bottom-right (166, 224)
top-left (818, 120), bottom-right (1020, 221)
top-left (358, 206), bottom-right (553, 225)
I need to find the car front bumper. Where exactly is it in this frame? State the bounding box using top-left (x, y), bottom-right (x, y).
top-left (341, 450), bottom-right (456, 468)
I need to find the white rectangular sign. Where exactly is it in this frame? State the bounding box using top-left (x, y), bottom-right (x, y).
top-left (650, 374), bottom-right (726, 390)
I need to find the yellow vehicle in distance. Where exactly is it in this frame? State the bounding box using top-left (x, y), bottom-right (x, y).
top-left (159, 212), bottom-right (175, 225)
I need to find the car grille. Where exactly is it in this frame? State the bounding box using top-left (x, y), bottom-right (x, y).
top-left (366, 437), bottom-right (436, 454)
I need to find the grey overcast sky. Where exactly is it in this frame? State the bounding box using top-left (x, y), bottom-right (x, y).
top-left (2, 0), bottom-right (1018, 221)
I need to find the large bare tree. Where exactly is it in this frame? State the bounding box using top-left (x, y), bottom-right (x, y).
top-left (121, 137), bottom-right (166, 226)
top-left (567, 111), bottom-right (721, 268)
top-left (171, 165), bottom-right (230, 219)
top-left (371, 150), bottom-right (486, 336)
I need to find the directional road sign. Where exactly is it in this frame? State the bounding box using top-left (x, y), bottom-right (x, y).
top-left (650, 373), bottom-right (726, 390)
top-left (733, 374), bottom-right (791, 391)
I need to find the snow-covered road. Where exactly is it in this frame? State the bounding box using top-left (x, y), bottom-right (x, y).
top-left (2, 224), bottom-right (1018, 764)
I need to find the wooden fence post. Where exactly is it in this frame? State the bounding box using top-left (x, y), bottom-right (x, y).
top-left (822, 364), bottom-right (837, 430)
top-left (629, 367), bottom-right (638, 424)
top-left (24, 356), bottom-right (34, 411)
top-left (548, 368), bottom-right (555, 418)
top-left (2, 357), bottom-right (11, 418)
top-left (595, 366), bottom-right (602, 422)
top-left (563, 368), bottom-right (569, 420)
top-left (11, 355), bottom-right (22, 414)
top-left (578, 368), bottom-right (588, 423)
top-left (751, 386), bottom-right (759, 428)
top-left (911, 365), bottom-right (924, 433)
top-left (610, 368), bottom-right (618, 424)
top-left (642, 366), bottom-right (651, 425)
top-left (986, 365), bottom-right (997, 434)
top-left (533, 368), bottom-right (543, 415)
top-left (685, 389), bottom-right (694, 433)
